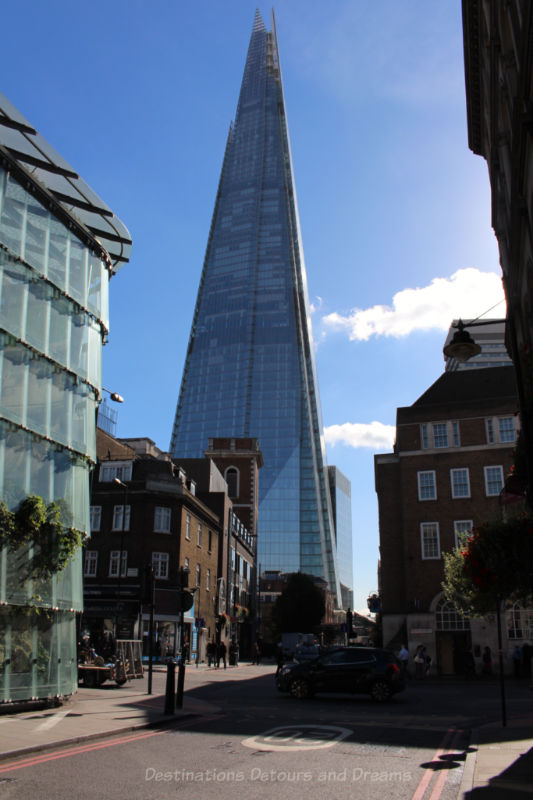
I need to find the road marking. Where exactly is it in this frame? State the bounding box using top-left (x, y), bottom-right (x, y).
top-left (242, 724), bottom-right (352, 752)
top-left (427, 730), bottom-right (464, 800)
top-left (34, 708), bottom-right (71, 732)
top-left (410, 727), bottom-right (462, 800)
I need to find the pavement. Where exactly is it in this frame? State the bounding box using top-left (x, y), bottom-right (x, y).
top-left (0, 664), bottom-right (531, 799)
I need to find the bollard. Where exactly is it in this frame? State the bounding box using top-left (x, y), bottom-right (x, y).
top-left (176, 657), bottom-right (186, 709)
top-left (164, 660), bottom-right (176, 715)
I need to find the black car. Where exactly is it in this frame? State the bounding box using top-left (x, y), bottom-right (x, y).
top-left (276, 646), bottom-right (405, 702)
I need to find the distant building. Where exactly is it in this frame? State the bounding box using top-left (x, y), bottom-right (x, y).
top-left (444, 320), bottom-right (512, 372)
top-left (85, 432), bottom-right (260, 661)
top-left (0, 93), bottom-right (131, 702)
top-left (169, 10), bottom-right (340, 604)
top-left (375, 366), bottom-right (522, 675)
top-left (327, 466), bottom-right (354, 610)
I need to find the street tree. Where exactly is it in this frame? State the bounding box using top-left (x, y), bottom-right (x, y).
top-left (272, 572), bottom-right (325, 633)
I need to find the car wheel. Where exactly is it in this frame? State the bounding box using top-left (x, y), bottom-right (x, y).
top-left (289, 677), bottom-right (313, 699)
top-left (370, 679), bottom-right (392, 702)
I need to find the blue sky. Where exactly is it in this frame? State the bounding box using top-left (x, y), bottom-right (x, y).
top-left (3, 1), bottom-right (504, 613)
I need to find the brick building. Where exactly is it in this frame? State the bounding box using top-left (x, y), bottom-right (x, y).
top-left (84, 432), bottom-right (261, 662)
top-left (375, 366), bottom-right (522, 675)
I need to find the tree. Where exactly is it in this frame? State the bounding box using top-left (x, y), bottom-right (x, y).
top-left (272, 572), bottom-right (325, 633)
top-left (442, 513), bottom-right (533, 616)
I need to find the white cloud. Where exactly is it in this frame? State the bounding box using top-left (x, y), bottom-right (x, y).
top-left (325, 421), bottom-right (396, 451)
top-left (322, 268), bottom-right (505, 342)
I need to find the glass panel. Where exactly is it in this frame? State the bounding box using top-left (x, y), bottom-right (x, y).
top-left (26, 279), bottom-right (51, 351)
top-left (0, 259), bottom-right (27, 339)
top-left (47, 217), bottom-right (68, 289)
top-left (48, 294), bottom-right (70, 367)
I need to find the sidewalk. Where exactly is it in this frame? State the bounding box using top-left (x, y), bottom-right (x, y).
top-left (0, 662), bottom-right (222, 761)
top-left (460, 716), bottom-right (533, 798)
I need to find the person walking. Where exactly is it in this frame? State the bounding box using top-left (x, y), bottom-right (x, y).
top-left (482, 646), bottom-right (493, 676)
top-left (413, 645), bottom-right (425, 679)
top-left (397, 644), bottom-right (409, 678)
top-left (217, 640), bottom-right (227, 669)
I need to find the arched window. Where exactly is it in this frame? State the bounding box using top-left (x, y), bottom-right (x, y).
top-left (225, 466), bottom-right (239, 498)
top-left (507, 602), bottom-right (533, 641)
top-left (435, 598), bottom-right (470, 631)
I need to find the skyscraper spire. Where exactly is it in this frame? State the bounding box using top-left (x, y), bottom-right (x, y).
top-left (171, 12), bottom-right (341, 604)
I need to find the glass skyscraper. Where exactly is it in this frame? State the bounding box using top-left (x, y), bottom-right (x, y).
top-left (170, 11), bottom-right (340, 603)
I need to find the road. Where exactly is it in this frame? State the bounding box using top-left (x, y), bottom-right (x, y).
top-left (0, 664), bottom-right (528, 800)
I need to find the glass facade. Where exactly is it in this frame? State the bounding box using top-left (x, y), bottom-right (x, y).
top-left (0, 93), bottom-right (131, 701)
top-left (170, 11), bottom-right (340, 602)
top-left (327, 466), bottom-right (354, 610)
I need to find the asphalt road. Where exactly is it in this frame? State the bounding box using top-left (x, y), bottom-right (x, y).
top-left (0, 665), bottom-right (529, 800)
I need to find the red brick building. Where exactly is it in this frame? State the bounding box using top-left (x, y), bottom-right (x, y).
top-left (375, 366), bottom-right (521, 675)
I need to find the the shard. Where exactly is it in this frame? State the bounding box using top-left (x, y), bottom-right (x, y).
top-left (170, 10), bottom-right (340, 603)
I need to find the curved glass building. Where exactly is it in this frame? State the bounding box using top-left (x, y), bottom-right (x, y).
top-left (0, 93), bottom-right (131, 701)
top-left (170, 11), bottom-right (340, 603)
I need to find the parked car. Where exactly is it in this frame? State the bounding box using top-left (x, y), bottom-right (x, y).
top-left (276, 646), bottom-right (405, 702)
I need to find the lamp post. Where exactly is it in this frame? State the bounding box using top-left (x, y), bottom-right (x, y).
top-left (113, 477), bottom-right (128, 641)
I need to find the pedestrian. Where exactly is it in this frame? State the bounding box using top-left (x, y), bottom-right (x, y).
top-left (482, 646), bottom-right (492, 676)
top-left (512, 645), bottom-right (522, 678)
top-left (207, 640), bottom-right (216, 667)
top-left (252, 641), bottom-right (261, 665)
top-left (397, 644), bottom-right (409, 678)
top-left (424, 651), bottom-right (432, 678)
top-left (275, 641), bottom-right (284, 676)
top-left (413, 645), bottom-right (425, 679)
top-left (217, 640), bottom-right (227, 669)
top-left (182, 638), bottom-right (190, 663)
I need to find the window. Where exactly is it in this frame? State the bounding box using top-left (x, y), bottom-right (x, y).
top-left (436, 597), bottom-right (470, 630)
top-left (484, 465), bottom-right (504, 496)
top-left (196, 563), bottom-right (201, 587)
top-left (197, 524), bottom-right (202, 547)
top-left (206, 568), bottom-right (211, 591)
top-left (109, 550), bottom-right (127, 577)
top-left (84, 550), bottom-right (98, 577)
top-left (418, 471), bottom-right (436, 500)
top-left (208, 530), bottom-right (213, 552)
top-left (507, 602), bottom-right (533, 640)
top-left (486, 416), bottom-right (518, 444)
top-left (499, 417), bottom-right (516, 442)
top-left (225, 466), bottom-right (239, 498)
top-left (454, 520), bottom-right (473, 548)
top-left (420, 422), bottom-right (460, 450)
top-left (90, 506), bottom-right (101, 532)
top-left (421, 522), bottom-right (440, 559)
top-left (99, 461), bottom-right (132, 482)
top-left (184, 557), bottom-right (190, 571)
top-left (433, 423), bottom-right (448, 448)
top-left (452, 422), bottom-right (460, 447)
top-left (152, 552), bottom-right (169, 579)
top-left (185, 514), bottom-right (191, 540)
top-left (451, 468), bottom-right (470, 498)
top-left (112, 505), bottom-right (130, 531)
top-left (154, 506), bottom-right (171, 533)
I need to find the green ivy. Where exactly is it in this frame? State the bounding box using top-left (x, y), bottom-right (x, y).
top-left (0, 495), bottom-right (84, 581)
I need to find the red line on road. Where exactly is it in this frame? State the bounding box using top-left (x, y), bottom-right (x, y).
top-left (0, 713), bottom-right (223, 775)
top-left (428, 730), bottom-right (464, 800)
top-left (410, 727), bottom-right (456, 800)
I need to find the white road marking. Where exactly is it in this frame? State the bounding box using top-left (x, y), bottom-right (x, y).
top-left (242, 724), bottom-right (352, 752)
top-left (34, 708), bottom-right (71, 732)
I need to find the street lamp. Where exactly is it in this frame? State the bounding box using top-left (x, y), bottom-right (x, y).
top-left (443, 318), bottom-right (505, 363)
top-left (113, 477), bottom-right (128, 640)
